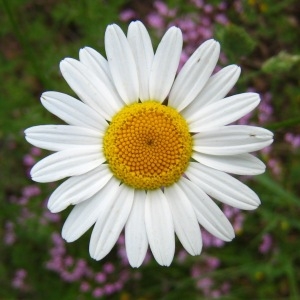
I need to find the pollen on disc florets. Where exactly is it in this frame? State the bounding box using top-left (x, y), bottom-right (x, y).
top-left (103, 101), bottom-right (192, 190)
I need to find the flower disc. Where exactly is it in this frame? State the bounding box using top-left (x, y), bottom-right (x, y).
top-left (103, 101), bottom-right (192, 190)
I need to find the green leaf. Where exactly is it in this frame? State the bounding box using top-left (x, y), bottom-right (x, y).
top-left (262, 51), bottom-right (300, 74)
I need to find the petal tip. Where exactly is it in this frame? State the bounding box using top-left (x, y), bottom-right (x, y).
top-left (167, 26), bottom-right (182, 36)
top-left (128, 260), bottom-right (143, 268)
top-left (79, 48), bottom-right (85, 57)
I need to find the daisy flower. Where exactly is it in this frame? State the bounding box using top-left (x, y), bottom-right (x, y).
top-left (25, 21), bottom-right (273, 267)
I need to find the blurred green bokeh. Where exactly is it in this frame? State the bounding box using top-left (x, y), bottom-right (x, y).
top-left (1, 0), bottom-right (300, 299)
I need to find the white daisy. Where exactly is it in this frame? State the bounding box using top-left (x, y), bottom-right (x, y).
top-left (25, 21), bottom-right (273, 267)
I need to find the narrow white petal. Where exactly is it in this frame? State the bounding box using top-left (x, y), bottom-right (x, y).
top-left (105, 24), bottom-right (139, 104)
top-left (90, 183), bottom-right (134, 261)
top-left (79, 47), bottom-right (111, 80)
top-left (62, 177), bottom-right (119, 242)
top-left (169, 39), bottom-right (220, 111)
top-left (31, 146), bottom-right (104, 183)
top-left (25, 125), bottom-right (101, 151)
top-left (182, 65), bottom-right (241, 120)
top-left (186, 162), bottom-right (261, 210)
top-left (79, 47), bottom-right (125, 108)
top-left (192, 152), bottom-right (266, 175)
top-left (145, 189), bottom-right (175, 266)
top-left (165, 184), bottom-right (202, 255)
top-left (128, 21), bottom-right (154, 101)
top-left (125, 190), bottom-right (148, 268)
top-left (41, 91), bottom-right (108, 131)
top-left (48, 165), bottom-right (113, 213)
top-left (188, 93), bottom-right (260, 131)
top-left (60, 58), bottom-right (121, 120)
top-left (193, 125), bottom-right (274, 155)
top-left (149, 27), bottom-right (182, 103)
top-left (178, 177), bottom-right (235, 241)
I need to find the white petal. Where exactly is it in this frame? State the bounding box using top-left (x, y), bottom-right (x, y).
top-left (48, 165), bottom-right (113, 213)
top-left (192, 152), bottom-right (266, 175)
top-left (105, 24), bottom-right (139, 104)
top-left (25, 125), bottom-right (101, 151)
top-left (90, 183), bottom-right (134, 261)
top-left (79, 47), bottom-right (125, 107)
top-left (31, 146), bottom-right (104, 182)
top-left (60, 58), bottom-right (122, 120)
top-left (186, 162), bottom-right (261, 210)
top-left (125, 190), bottom-right (148, 268)
top-left (182, 65), bottom-right (241, 120)
top-left (165, 184), bottom-right (202, 255)
top-left (178, 177), bottom-right (235, 241)
top-left (41, 91), bottom-right (108, 131)
top-left (149, 27), bottom-right (182, 103)
top-left (62, 177), bottom-right (119, 242)
top-left (127, 21), bottom-right (154, 101)
top-left (79, 47), bottom-right (111, 80)
top-left (193, 125), bottom-right (274, 155)
top-left (188, 93), bottom-right (260, 131)
top-left (145, 189), bottom-right (175, 266)
top-left (169, 39), bottom-right (220, 111)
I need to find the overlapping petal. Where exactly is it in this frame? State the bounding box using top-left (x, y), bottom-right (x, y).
top-left (192, 152), bottom-right (265, 175)
top-left (193, 125), bottom-right (274, 155)
top-left (178, 177), bottom-right (235, 241)
top-left (79, 47), bottom-right (111, 80)
top-left (186, 163), bottom-right (260, 210)
top-left (48, 165), bottom-right (113, 213)
top-left (182, 65), bottom-right (241, 120)
top-left (25, 125), bottom-right (101, 151)
top-left (105, 24), bottom-right (139, 104)
top-left (145, 189), bottom-right (175, 266)
top-left (127, 21), bottom-right (154, 101)
top-left (31, 146), bottom-right (104, 183)
top-left (41, 91), bottom-right (108, 131)
top-left (90, 182), bottom-right (134, 261)
top-left (188, 93), bottom-right (260, 132)
top-left (60, 58), bottom-right (122, 120)
top-left (165, 184), bottom-right (202, 255)
top-left (149, 27), bottom-right (182, 102)
top-left (169, 39), bottom-right (220, 111)
top-left (79, 47), bottom-right (125, 107)
top-left (62, 177), bottom-right (120, 242)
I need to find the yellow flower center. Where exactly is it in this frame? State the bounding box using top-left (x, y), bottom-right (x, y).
top-left (103, 101), bottom-right (192, 190)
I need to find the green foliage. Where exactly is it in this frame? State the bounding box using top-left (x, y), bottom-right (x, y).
top-left (1, 0), bottom-right (300, 299)
top-left (262, 51), bottom-right (300, 74)
top-left (216, 24), bottom-right (256, 60)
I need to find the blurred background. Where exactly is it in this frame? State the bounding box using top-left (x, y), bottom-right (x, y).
top-left (1, 0), bottom-right (300, 299)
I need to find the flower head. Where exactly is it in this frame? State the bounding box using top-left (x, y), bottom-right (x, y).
top-left (25, 21), bottom-right (273, 267)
